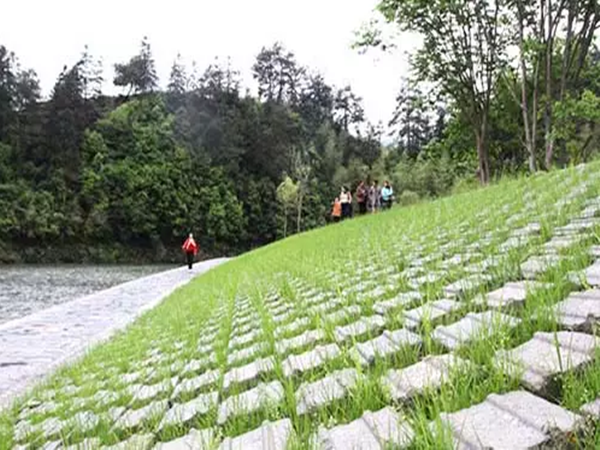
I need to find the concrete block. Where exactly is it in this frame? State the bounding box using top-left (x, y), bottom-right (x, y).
top-left (494, 331), bottom-right (599, 392)
top-left (433, 311), bottom-right (521, 350)
top-left (434, 390), bottom-right (584, 449)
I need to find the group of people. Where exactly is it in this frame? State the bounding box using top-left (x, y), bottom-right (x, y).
top-left (331, 180), bottom-right (394, 222)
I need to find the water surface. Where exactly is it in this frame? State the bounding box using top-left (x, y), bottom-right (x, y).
top-left (0, 265), bottom-right (174, 325)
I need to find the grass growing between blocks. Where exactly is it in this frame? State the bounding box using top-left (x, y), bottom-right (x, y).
top-left (2, 163), bottom-right (600, 449)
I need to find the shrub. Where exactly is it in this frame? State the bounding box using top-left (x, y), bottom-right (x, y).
top-left (398, 190), bottom-right (420, 206)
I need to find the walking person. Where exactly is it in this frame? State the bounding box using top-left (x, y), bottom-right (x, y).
top-left (368, 180), bottom-right (380, 213)
top-left (340, 187), bottom-right (351, 220)
top-left (381, 181), bottom-right (394, 210)
top-left (331, 197), bottom-right (342, 223)
top-left (356, 181), bottom-right (367, 215)
top-left (182, 233), bottom-right (199, 270)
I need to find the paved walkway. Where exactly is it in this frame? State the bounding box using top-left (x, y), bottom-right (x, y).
top-left (0, 258), bottom-right (229, 409)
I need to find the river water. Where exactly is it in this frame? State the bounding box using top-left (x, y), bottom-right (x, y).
top-left (0, 265), bottom-right (174, 325)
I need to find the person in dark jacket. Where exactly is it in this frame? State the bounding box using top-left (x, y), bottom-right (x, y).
top-left (356, 181), bottom-right (367, 215)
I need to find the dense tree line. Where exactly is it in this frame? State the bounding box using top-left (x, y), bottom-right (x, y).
top-left (0, 40), bottom-right (381, 262)
top-left (2, 1), bottom-right (600, 263)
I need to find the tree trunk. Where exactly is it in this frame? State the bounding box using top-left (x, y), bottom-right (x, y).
top-left (517, 1), bottom-right (537, 173)
top-left (283, 213), bottom-right (287, 238)
top-left (543, 0), bottom-right (554, 171)
top-left (475, 130), bottom-right (490, 184)
top-left (296, 194), bottom-right (303, 233)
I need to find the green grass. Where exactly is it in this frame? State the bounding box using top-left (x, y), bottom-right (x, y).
top-left (2, 163), bottom-right (600, 449)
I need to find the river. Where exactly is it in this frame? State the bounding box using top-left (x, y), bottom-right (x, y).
top-left (0, 265), bottom-right (175, 325)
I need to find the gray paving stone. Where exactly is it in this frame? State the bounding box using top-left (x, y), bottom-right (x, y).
top-left (223, 357), bottom-right (275, 390)
top-left (275, 329), bottom-right (324, 355)
top-left (113, 400), bottom-right (168, 431)
top-left (228, 329), bottom-right (261, 350)
top-left (19, 401), bottom-right (59, 420)
top-left (373, 292), bottom-right (421, 315)
top-left (41, 441), bottom-right (61, 450)
top-left (296, 369), bottom-right (360, 415)
top-left (580, 397), bottom-right (600, 418)
top-left (434, 390), bottom-right (584, 449)
top-left (443, 274), bottom-right (492, 298)
top-left (14, 419), bottom-right (35, 442)
top-left (433, 311), bottom-right (521, 350)
top-left (102, 433), bottom-right (154, 450)
top-left (382, 354), bottom-right (469, 402)
top-left (219, 418), bottom-right (293, 450)
top-left (108, 406), bottom-right (126, 422)
top-left (40, 417), bottom-right (64, 439)
top-left (128, 378), bottom-right (174, 403)
top-left (404, 299), bottom-right (460, 330)
top-left (499, 235), bottom-right (531, 252)
top-left (321, 305), bottom-right (361, 324)
top-left (476, 281), bottom-right (552, 309)
top-left (582, 260), bottom-right (600, 286)
top-left (542, 235), bottom-right (584, 253)
top-left (227, 342), bottom-right (267, 366)
top-left (154, 429), bottom-right (215, 449)
top-left (274, 317), bottom-right (310, 338)
top-left (334, 315), bottom-right (386, 343)
top-left (172, 369), bottom-right (220, 398)
top-left (351, 329), bottom-right (422, 366)
top-left (159, 392), bottom-right (218, 429)
top-left (554, 289), bottom-right (600, 331)
top-left (521, 254), bottom-right (562, 279)
top-left (407, 272), bottom-right (447, 289)
top-left (68, 411), bottom-right (100, 433)
top-left (217, 380), bottom-right (284, 425)
top-left (495, 331), bottom-right (599, 392)
top-left (315, 406), bottom-right (414, 449)
top-left (282, 344), bottom-right (341, 377)
top-left (93, 390), bottom-right (120, 408)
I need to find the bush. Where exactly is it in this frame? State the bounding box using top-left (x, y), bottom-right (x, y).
top-left (398, 190), bottom-right (420, 206)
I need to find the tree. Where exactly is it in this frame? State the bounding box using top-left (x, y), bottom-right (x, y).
top-left (276, 175), bottom-right (299, 238)
top-left (114, 37), bottom-right (158, 96)
top-left (370, 0), bottom-right (506, 184)
top-left (333, 85), bottom-right (365, 132)
top-left (389, 80), bottom-right (432, 157)
top-left (252, 43), bottom-right (304, 104)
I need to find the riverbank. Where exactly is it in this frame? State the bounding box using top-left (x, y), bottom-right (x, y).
top-left (0, 258), bottom-right (229, 411)
top-left (0, 242), bottom-right (230, 265)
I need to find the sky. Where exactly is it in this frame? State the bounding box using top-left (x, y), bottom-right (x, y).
top-left (1, 0), bottom-right (419, 129)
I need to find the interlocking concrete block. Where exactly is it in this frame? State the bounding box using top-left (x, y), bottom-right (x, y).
top-left (172, 369), bottom-right (220, 399)
top-left (433, 390), bottom-right (584, 449)
top-left (68, 411), bottom-right (100, 434)
top-left (580, 398), bottom-right (600, 418)
top-left (296, 369), bottom-right (360, 415)
top-left (219, 418), bottom-right (293, 450)
top-left (407, 272), bottom-right (447, 289)
top-left (334, 315), bottom-right (386, 343)
top-left (282, 344), bottom-right (341, 377)
top-left (113, 400), bottom-right (168, 431)
top-left (404, 299), bottom-right (460, 330)
top-left (154, 429), bottom-right (215, 450)
top-left (382, 354), bottom-right (469, 402)
top-left (495, 331), bottom-right (599, 392)
top-left (443, 274), bottom-right (492, 298)
top-left (228, 329), bottom-right (261, 350)
top-left (521, 254), bottom-right (562, 279)
top-left (351, 329), bottom-right (422, 366)
top-left (476, 281), bottom-right (552, 309)
top-left (554, 289), bottom-right (600, 331)
top-left (315, 406), bottom-right (414, 449)
top-left (159, 391), bottom-right (218, 429)
top-left (274, 317), bottom-right (311, 339)
top-left (227, 342), bottom-right (267, 366)
top-left (276, 329), bottom-right (324, 355)
top-left (217, 380), bottom-right (284, 425)
top-left (128, 379), bottom-right (173, 403)
top-left (101, 433), bottom-right (154, 450)
top-left (582, 260), bottom-right (600, 286)
top-left (373, 292), bottom-right (421, 315)
top-left (321, 305), bottom-right (361, 324)
top-left (433, 311), bottom-right (521, 350)
top-left (223, 357), bottom-right (275, 390)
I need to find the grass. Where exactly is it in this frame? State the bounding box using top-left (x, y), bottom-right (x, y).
top-left (2, 163), bottom-right (600, 449)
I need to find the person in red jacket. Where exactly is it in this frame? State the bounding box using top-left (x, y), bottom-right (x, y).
top-left (182, 233), bottom-right (199, 270)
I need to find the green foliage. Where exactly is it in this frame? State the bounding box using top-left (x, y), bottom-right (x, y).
top-left (398, 189), bottom-right (420, 206)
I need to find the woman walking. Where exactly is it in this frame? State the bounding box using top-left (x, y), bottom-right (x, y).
top-left (381, 181), bottom-right (394, 210)
top-left (340, 187), bottom-right (351, 220)
top-left (182, 233), bottom-right (199, 270)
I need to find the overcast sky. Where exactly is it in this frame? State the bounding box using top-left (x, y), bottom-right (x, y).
top-left (1, 0), bottom-right (419, 128)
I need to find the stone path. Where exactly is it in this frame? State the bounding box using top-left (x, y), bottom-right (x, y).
top-left (0, 258), bottom-right (229, 409)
